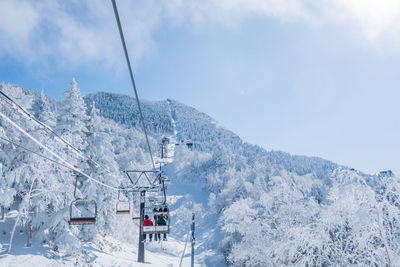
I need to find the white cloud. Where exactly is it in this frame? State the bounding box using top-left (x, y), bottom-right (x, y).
top-left (327, 0), bottom-right (400, 42)
top-left (0, 0), bottom-right (400, 68)
top-left (0, 0), bottom-right (40, 61)
top-left (0, 0), bottom-right (162, 69)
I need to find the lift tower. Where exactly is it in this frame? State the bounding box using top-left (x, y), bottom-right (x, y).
top-left (124, 170), bottom-right (164, 263)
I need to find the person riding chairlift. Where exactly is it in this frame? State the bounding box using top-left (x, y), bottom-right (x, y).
top-left (142, 214), bottom-right (153, 242)
top-left (154, 208), bottom-right (163, 241)
top-left (158, 207), bottom-right (168, 241)
top-left (153, 207), bottom-right (159, 241)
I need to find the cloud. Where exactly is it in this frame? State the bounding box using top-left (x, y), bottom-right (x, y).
top-left (325, 0), bottom-right (400, 50)
top-left (0, 0), bottom-right (162, 68)
top-left (0, 0), bottom-right (400, 69)
top-left (162, 0), bottom-right (310, 27)
top-left (0, 0), bottom-right (40, 61)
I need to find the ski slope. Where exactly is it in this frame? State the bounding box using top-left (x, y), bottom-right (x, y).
top-left (3, 86), bottom-right (399, 266)
top-left (0, 112), bottom-right (222, 266)
top-left (0, 204), bottom-right (204, 266)
top-left (0, 227), bottom-right (200, 267)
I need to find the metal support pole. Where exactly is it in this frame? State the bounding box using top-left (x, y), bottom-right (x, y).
top-left (0, 206), bottom-right (4, 220)
top-left (191, 213), bottom-right (195, 267)
top-left (138, 190), bottom-right (146, 263)
top-left (26, 220), bottom-right (32, 247)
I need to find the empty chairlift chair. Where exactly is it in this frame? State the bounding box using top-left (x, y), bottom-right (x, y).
top-left (68, 175), bottom-right (98, 225)
top-left (68, 199), bottom-right (97, 225)
top-left (132, 210), bottom-right (140, 220)
top-left (116, 190), bottom-right (131, 215)
top-left (162, 137), bottom-right (170, 145)
top-left (186, 142), bottom-right (193, 150)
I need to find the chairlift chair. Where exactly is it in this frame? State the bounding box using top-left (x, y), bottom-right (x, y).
top-left (116, 190), bottom-right (131, 215)
top-left (68, 175), bottom-right (98, 225)
top-left (132, 211), bottom-right (140, 220)
top-left (143, 204), bottom-right (170, 234)
top-left (68, 199), bottom-right (97, 225)
top-left (186, 142), bottom-right (193, 149)
top-left (162, 137), bottom-right (170, 145)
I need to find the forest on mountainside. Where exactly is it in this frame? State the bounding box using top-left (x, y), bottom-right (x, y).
top-left (1, 81), bottom-right (400, 266)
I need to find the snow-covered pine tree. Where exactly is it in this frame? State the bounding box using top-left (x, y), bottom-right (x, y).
top-left (57, 78), bottom-right (89, 151)
top-left (0, 86), bottom-right (46, 252)
top-left (49, 79), bottom-right (93, 251)
top-left (32, 89), bottom-right (55, 127)
top-left (82, 102), bottom-right (119, 239)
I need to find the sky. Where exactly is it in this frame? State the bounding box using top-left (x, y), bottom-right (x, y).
top-left (1, 0), bottom-right (400, 175)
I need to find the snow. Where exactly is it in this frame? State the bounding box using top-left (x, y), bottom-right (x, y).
top-left (1, 81), bottom-right (400, 266)
top-left (0, 226), bottom-right (199, 267)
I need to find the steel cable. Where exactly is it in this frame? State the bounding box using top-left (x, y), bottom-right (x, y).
top-left (0, 110), bottom-right (133, 191)
top-left (111, 0), bottom-right (156, 170)
top-left (0, 91), bottom-right (122, 181)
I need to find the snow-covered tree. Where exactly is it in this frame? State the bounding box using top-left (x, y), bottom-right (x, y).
top-left (57, 78), bottom-right (89, 151)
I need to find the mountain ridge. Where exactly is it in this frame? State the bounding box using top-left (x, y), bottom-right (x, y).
top-left (1, 84), bottom-right (399, 266)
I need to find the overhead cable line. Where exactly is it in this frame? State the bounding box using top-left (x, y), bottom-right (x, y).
top-left (0, 91), bottom-right (122, 181)
top-left (0, 91), bottom-right (86, 158)
top-left (0, 136), bottom-right (74, 171)
top-left (111, 0), bottom-right (156, 170)
top-left (0, 110), bottom-right (133, 191)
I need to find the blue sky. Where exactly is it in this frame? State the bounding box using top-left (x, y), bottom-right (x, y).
top-left (1, 0), bottom-right (400, 174)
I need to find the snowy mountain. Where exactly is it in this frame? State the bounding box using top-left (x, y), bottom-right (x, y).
top-left (1, 82), bottom-right (400, 266)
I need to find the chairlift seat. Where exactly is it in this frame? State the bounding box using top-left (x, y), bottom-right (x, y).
top-left (68, 217), bottom-right (96, 225)
top-left (69, 199), bottom-right (97, 226)
top-left (116, 210), bottom-right (130, 214)
top-left (116, 191), bottom-right (131, 215)
top-left (143, 225), bottom-right (169, 234)
top-left (155, 225), bottom-right (169, 233)
top-left (116, 201), bottom-right (130, 215)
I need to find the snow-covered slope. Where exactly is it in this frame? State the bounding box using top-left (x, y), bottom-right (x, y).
top-left (1, 84), bottom-right (400, 266)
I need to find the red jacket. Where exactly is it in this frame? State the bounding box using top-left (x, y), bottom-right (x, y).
top-left (143, 218), bottom-right (153, 226)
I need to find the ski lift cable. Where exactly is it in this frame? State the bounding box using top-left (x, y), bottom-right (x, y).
top-left (0, 91), bottom-right (85, 158)
top-left (0, 136), bottom-right (74, 172)
top-left (0, 92), bottom-right (162, 192)
top-left (0, 91), bottom-right (120, 180)
top-left (111, 0), bottom-right (156, 170)
top-left (0, 110), bottom-right (132, 191)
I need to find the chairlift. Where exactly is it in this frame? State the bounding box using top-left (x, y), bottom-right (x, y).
top-left (186, 142), bottom-right (193, 149)
top-left (116, 190), bottom-right (131, 215)
top-left (142, 204), bottom-right (170, 234)
top-left (162, 137), bottom-right (170, 145)
top-left (68, 199), bottom-right (97, 225)
top-left (68, 175), bottom-right (97, 225)
top-left (132, 210), bottom-right (140, 220)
